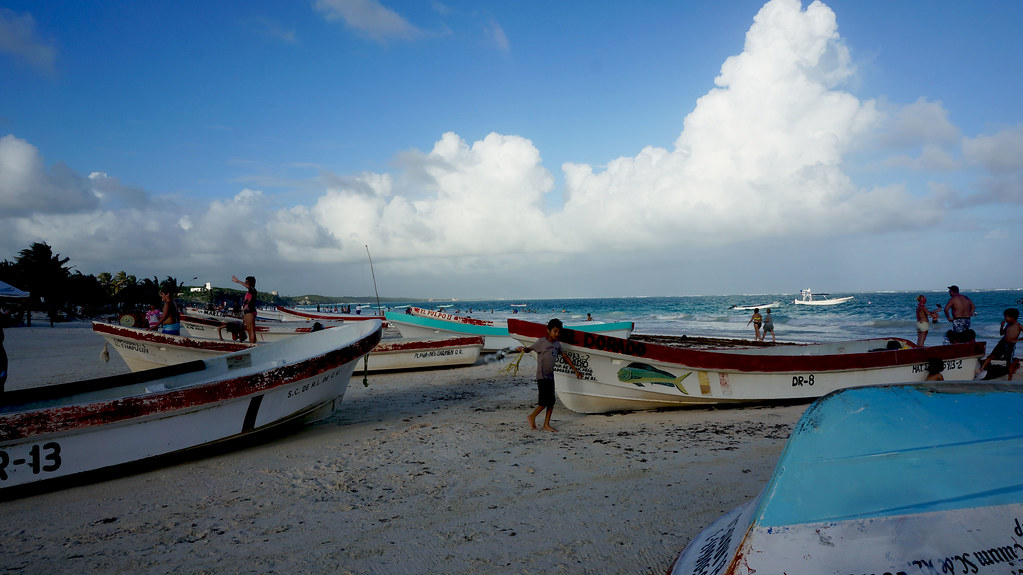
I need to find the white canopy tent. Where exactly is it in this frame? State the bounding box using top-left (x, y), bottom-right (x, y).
top-left (0, 280), bottom-right (29, 299)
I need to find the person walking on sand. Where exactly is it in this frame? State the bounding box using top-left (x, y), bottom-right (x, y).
top-left (516, 318), bottom-right (582, 432)
top-left (747, 308), bottom-right (763, 342)
top-left (762, 308), bottom-right (775, 343)
top-left (943, 285), bottom-right (976, 343)
top-left (915, 295), bottom-right (933, 346)
top-left (232, 275), bottom-right (258, 343)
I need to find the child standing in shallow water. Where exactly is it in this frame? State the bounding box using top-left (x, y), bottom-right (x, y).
top-left (517, 318), bottom-right (582, 432)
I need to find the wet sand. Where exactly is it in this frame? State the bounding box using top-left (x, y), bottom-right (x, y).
top-left (0, 322), bottom-right (805, 574)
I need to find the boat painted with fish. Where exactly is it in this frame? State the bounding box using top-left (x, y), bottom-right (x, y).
top-left (506, 318), bottom-right (985, 413)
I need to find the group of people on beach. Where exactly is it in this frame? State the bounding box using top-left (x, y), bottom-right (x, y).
top-left (746, 308), bottom-right (775, 343)
top-left (143, 274), bottom-right (258, 344)
top-left (916, 285), bottom-right (1019, 380)
top-left (915, 285), bottom-right (978, 347)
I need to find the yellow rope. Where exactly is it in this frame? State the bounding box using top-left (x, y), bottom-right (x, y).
top-left (500, 350), bottom-right (526, 376)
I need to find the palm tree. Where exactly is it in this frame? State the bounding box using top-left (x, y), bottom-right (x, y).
top-left (15, 242), bottom-right (71, 326)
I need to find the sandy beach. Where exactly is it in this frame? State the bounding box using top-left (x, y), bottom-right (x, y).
top-left (1, 322), bottom-right (806, 574)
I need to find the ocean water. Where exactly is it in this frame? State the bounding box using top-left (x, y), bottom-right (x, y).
top-left (343, 289), bottom-right (1023, 349)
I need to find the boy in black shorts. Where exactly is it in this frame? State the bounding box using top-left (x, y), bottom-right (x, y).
top-left (517, 318), bottom-right (582, 432)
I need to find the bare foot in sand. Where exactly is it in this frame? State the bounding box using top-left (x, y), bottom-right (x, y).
top-left (527, 414), bottom-right (538, 430)
top-left (542, 425), bottom-right (557, 432)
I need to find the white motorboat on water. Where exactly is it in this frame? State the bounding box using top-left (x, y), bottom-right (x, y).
top-left (792, 289), bottom-right (853, 306)
top-left (730, 301), bottom-right (781, 311)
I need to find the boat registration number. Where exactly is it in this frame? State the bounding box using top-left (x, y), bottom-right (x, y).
top-left (0, 442), bottom-right (62, 481)
top-left (791, 374), bottom-right (815, 386)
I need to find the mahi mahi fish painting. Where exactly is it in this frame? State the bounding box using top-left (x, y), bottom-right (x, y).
top-left (617, 362), bottom-right (692, 393)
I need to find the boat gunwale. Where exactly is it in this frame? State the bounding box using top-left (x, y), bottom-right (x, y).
top-left (0, 324), bottom-right (382, 442)
top-left (93, 321), bottom-right (256, 353)
top-left (507, 318), bottom-right (985, 373)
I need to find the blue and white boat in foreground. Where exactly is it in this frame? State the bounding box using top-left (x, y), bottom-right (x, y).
top-left (668, 382), bottom-right (1023, 575)
top-left (385, 309), bottom-right (634, 352)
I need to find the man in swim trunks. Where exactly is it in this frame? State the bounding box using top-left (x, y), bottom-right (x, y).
top-left (943, 285), bottom-right (975, 343)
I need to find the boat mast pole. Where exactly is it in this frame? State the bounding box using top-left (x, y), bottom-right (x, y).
top-left (365, 245), bottom-right (382, 316)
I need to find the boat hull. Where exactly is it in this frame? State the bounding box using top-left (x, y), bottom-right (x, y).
top-left (386, 312), bottom-right (635, 352)
top-left (357, 336), bottom-right (485, 372)
top-left (276, 305), bottom-right (384, 323)
top-left (93, 322), bottom-right (253, 371)
top-left (669, 382), bottom-right (1023, 574)
top-left (506, 319), bottom-right (984, 413)
top-left (731, 301), bottom-right (781, 310)
top-left (792, 296), bottom-right (854, 305)
top-left (0, 321), bottom-right (381, 489)
top-left (180, 316), bottom-right (345, 342)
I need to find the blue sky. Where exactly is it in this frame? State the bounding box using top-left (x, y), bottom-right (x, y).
top-left (1, 0), bottom-right (1021, 299)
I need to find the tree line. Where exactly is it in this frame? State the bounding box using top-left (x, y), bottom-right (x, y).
top-left (0, 242), bottom-right (275, 327)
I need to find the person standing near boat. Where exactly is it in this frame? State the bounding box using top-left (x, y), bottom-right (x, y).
top-left (516, 318), bottom-right (582, 432)
top-left (762, 309), bottom-right (775, 343)
top-left (152, 288), bottom-right (181, 335)
top-left (943, 285), bottom-right (976, 343)
top-left (977, 308), bottom-right (1020, 380)
top-left (232, 275), bottom-right (258, 344)
top-left (747, 308), bottom-right (763, 341)
top-left (915, 295), bottom-right (932, 346)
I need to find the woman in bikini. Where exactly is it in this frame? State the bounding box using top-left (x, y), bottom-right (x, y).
top-left (747, 308), bottom-right (763, 342)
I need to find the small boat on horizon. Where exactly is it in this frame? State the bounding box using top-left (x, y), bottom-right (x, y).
top-left (729, 301), bottom-right (782, 311)
top-left (506, 318), bottom-right (985, 414)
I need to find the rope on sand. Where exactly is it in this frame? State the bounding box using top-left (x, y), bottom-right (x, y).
top-left (499, 350), bottom-right (526, 376)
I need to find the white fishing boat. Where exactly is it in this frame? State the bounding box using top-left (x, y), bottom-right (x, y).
top-left (93, 322), bottom-right (255, 372)
top-left (357, 336), bottom-right (485, 372)
top-left (96, 320), bottom-right (481, 374)
top-left (668, 382), bottom-right (1023, 575)
top-left (506, 318), bottom-right (985, 414)
top-left (792, 289), bottom-right (853, 305)
top-left (183, 306), bottom-right (284, 323)
top-left (276, 305), bottom-right (385, 324)
top-left (409, 306), bottom-right (499, 326)
top-left (0, 320), bottom-right (381, 491)
top-left (730, 301), bottom-right (781, 311)
top-left (180, 314), bottom-right (345, 342)
top-left (386, 309), bottom-right (635, 352)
